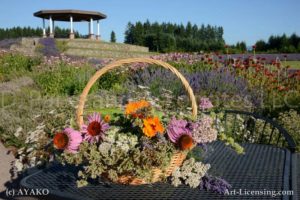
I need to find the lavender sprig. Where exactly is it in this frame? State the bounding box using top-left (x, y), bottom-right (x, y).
top-left (199, 175), bottom-right (232, 194)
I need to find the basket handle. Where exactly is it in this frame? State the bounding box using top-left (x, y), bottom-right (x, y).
top-left (76, 58), bottom-right (198, 127)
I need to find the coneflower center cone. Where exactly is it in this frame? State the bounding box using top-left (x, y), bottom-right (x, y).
top-left (179, 135), bottom-right (194, 150)
top-left (87, 121), bottom-right (102, 136)
top-left (53, 132), bottom-right (69, 149)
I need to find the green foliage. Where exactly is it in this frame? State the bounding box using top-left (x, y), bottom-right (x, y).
top-left (124, 21), bottom-right (225, 52)
top-left (219, 133), bottom-right (244, 154)
top-left (262, 91), bottom-right (300, 118)
top-left (285, 61), bottom-right (300, 69)
top-left (0, 53), bottom-right (41, 81)
top-left (278, 110), bottom-right (300, 152)
top-left (0, 129), bottom-right (24, 148)
top-left (110, 31), bottom-right (116, 43)
top-left (144, 32), bottom-right (177, 52)
top-left (98, 70), bottom-right (128, 93)
top-left (87, 107), bottom-right (123, 116)
top-left (55, 40), bottom-right (68, 52)
top-left (34, 64), bottom-right (97, 96)
top-left (187, 146), bottom-right (206, 162)
top-left (0, 88), bottom-right (75, 148)
top-left (0, 26), bottom-right (43, 40)
top-left (235, 41), bottom-right (247, 53)
top-left (255, 40), bottom-right (268, 52)
top-left (255, 33), bottom-right (300, 53)
top-left (0, 26), bottom-right (82, 40)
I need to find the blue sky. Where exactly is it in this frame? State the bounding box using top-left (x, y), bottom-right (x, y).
top-left (0, 0), bottom-right (299, 45)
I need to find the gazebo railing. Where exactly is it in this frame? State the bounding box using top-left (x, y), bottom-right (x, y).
top-left (214, 110), bottom-right (296, 152)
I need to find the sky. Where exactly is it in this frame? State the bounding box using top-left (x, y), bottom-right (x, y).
top-left (0, 0), bottom-right (300, 45)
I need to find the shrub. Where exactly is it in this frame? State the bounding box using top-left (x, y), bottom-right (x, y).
top-left (0, 88), bottom-right (76, 170)
top-left (98, 70), bottom-right (128, 93)
top-left (0, 53), bottom-right (41, 81)
top-left (56, 40), bottom-right (68, 53)
top-left (34, 64), bottom-right (97, 96)
top-left (278, 109), bottom-right (300, 152)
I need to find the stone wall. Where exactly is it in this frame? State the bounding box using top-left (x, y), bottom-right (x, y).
top-left (9, 37), bottom-right (40, 55)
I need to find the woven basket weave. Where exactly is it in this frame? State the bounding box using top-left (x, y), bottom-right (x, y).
top-left (76, 58), bottom-right (198, 185)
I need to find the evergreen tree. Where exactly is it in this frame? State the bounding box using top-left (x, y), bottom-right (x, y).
top-left (0, 26), bottom-right (84, 40)
top-left (124, 20), bottom-right (225, 52)
top-left (253, 33), bottom-right (300, 53)
top-left (110, 31), bottom-right (116, 43)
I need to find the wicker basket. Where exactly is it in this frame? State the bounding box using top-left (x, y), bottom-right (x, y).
top-left (76, 58), bottom-right (198, 185)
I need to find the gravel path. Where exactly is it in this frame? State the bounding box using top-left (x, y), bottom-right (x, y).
top-left (0, 143), bottom-right (43, 199)
top-left (0, 77), bottom-right (34, 94)
top-left (0, 142), bottom-right (14, 192)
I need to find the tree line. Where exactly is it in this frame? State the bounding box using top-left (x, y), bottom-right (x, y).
top-left (124, 20), bottom-right (225, 52)
top-left (255, 33), bottom-right (300, 53)
top-left (0, 26), bottom-right (81, 40)
top-left (1, 25), bottom-right (300, 54)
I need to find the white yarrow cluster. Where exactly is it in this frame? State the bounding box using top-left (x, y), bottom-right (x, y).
top-left (171, 158), bottom-right (210, 188)
top-left (99, 126), bottom-right (138, 155)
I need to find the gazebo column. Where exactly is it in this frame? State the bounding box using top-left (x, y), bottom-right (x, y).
top-left (49, 15), bottom-right (54, 38)
top-left (42, 18), bottom-right (46, 38)
top-left (96, 20), bottom-right (100, 40)
top-left (88, 18), bottom-right (94, 40)
top-left (69, 15), bottom-right (74, 39)
top-left (52, 20), bottom-right (55, 37)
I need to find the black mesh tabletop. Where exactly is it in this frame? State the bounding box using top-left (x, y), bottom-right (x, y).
top-left (296, 154), bottom-right (300, 199)
top-left (20, 141), bottom-right (292, 200)
top-left (291, 153), bottom-right (299, 200)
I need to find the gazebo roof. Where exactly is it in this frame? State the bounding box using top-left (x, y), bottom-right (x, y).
top-left (34, 9), bottom-right (107, 21)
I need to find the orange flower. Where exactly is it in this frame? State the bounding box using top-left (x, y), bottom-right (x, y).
top-left (104, 115), bottom-right (111, 123)
top-left (142, 117), bottom-right (164, 138)
top-left (125, 100), bottom-right (151, 118)
top-left (179, 135), bottom-right (194, 150)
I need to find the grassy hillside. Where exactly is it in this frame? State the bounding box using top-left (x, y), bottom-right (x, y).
top-left (57, 39), bottom-right (157, 59)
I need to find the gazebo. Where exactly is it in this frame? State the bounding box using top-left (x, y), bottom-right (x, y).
top-left (33, 9), bottom-right (107, 40)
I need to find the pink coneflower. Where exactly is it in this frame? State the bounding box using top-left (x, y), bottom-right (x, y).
top-left (53, 128), bottom-right (82, 153)
top-left (167, 117), bottom-right (196, 150)
top-left (199, 97), bottom-right (214, 111)
top-left (81, 113), bottom-right (109, 143)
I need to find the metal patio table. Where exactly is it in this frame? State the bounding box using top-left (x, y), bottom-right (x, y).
top-left (20, 141), bottom-right (296, 200)
top-left (20, 110), bottom-right (299, 200)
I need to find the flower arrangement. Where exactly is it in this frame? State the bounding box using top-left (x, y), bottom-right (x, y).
top-left (52, 98), bottom-right (229, 191)
top-left (51, 58), bottom-right (236, 194)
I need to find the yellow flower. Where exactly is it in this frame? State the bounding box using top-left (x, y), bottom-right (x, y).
top-left (142, 117), bottom-right (164, 138)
